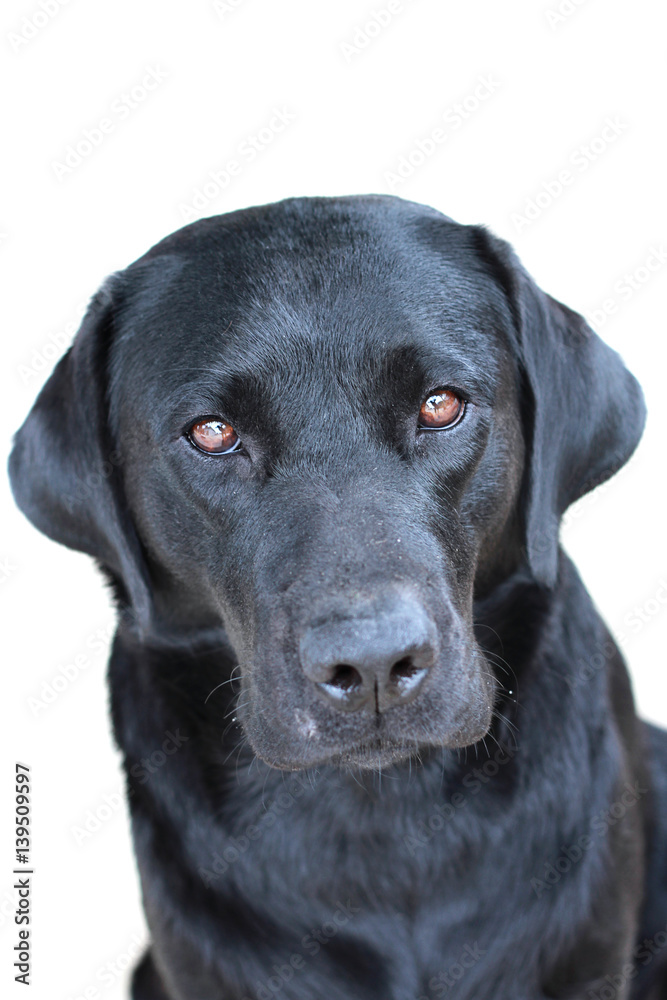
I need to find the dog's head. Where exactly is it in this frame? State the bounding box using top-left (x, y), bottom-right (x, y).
top-left (9, 196), bottom-right (645, 769)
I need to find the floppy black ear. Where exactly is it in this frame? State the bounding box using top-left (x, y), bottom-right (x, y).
top-left (473, 228), bottom-right (647, 587)
top-left (8, 278), bottom-right (152, 629)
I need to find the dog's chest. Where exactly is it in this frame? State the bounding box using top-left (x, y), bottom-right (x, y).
top-left (210, 766), bottom-right (577, 998)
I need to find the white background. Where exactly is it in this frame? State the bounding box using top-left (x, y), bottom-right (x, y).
top-left (1, 1), bottom-right (666, 998)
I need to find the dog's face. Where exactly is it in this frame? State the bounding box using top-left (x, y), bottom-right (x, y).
top-left (9, 196), bottom-right (645, 770)
top-left (107, 208), bottom-right (525, 769)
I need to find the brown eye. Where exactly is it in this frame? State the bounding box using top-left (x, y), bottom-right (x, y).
top-left (187, 418), bottom-right (240, 454)
top-left (418, 389), bottom-right (465, 429)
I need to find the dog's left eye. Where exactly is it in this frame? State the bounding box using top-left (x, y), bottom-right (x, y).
top-left (187, 418), bottom-right (241, 454)
top-left (418, 389), bottom-right (465, 429)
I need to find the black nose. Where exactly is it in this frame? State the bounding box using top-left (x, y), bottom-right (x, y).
top-left (299, 597), bottom-right (436, 713)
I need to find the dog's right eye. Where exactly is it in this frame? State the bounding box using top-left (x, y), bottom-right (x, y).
top-left (187, 418), bottom-right (240, 455)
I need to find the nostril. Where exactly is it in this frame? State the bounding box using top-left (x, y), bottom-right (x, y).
top-left (389, 656), bottom-right (428, 695)
top-left (390, 656), bottom-right (419, 681)
top-left (325, 664), bottom-right (363, 693)
top-left (315, 663), bottom-right (369, 712)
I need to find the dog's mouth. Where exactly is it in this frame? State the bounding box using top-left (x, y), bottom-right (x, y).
top-left (250, 731), bottom-right (481, 772)
top-left (234, 685), bottom-right (496, 772)
top-left (228, 627), bottom-right (497, 772)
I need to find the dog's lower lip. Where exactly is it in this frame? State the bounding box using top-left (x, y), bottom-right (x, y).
top-left (326, 738), bottom-right (421, 767)
top-left (255, 737), bottom-right (422, 771)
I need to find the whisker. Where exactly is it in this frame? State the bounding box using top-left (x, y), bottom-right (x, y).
top-left (205, 663), bottom-right (243, 705)
top-left (478, 646), bottom-right (517, 685)
top-left (222, 733), bottom-right (249, 766)
top-left (492, 708), bottom-right (520, 737)
top-left (484, 729), bottom-right (502, 755)
top-left (235, 737), bottom-right (250, 781)
top-left (223, 697), bottom-right (249, 721)
top-left (205, 676), bottom-right (236, 704)
top-left (473, 621), bottom-right (506, 657)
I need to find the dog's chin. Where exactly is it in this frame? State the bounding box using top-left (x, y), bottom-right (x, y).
top-left (328, 740), bottom-right (435, 771)
top-left (243, 722), bottom-right (494, 773)
top-left (253, 739), bottom-right (421, 772)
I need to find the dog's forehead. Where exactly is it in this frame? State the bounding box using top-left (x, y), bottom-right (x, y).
top-left (111, 201), bottom-right (515, 423)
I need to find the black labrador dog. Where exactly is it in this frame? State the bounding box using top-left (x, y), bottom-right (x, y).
top-left (10, 196), bottom-right (667, 999)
